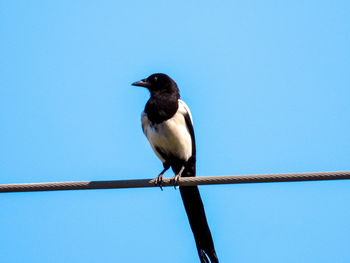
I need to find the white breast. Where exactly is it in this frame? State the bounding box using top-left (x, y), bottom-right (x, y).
top-left (141, 100), bottom-right (193, 163)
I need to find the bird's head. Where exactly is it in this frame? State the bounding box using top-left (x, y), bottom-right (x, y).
top-left (132, 73), bottom-right (178, 95)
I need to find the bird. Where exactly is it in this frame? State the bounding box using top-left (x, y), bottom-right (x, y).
top-left (132, 73), bottom-right (219, 263)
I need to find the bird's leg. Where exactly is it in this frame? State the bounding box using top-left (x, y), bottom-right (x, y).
top-left (155, 164), bottom-right (170, 191)
top-left (170, 165), bottom-right (185, 189)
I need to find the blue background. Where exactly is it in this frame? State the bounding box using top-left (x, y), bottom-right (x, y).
top-left (1, 1), bottom-right (350, 262)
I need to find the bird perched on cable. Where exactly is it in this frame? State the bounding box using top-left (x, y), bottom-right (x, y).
top-left (132, 73), bottom-right (218, 263)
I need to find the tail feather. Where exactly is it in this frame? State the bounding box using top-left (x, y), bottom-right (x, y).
top-left (178, 158), bottom-right (218, 262)
top-left (180, 186), bottom-right (218, 262)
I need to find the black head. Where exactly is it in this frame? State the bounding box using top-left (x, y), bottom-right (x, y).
top-left (132, 73), bottom-right (179, 95)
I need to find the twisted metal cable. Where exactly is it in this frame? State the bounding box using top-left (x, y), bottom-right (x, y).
top-left (1, 171), bottom-right (350, 193)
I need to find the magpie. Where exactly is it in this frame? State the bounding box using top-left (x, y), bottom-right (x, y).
top-left (132, 73), bottom-right (219, 263)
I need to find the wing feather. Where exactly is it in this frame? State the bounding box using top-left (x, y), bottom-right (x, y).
top-left (178, 100), bottom-right (196, 158)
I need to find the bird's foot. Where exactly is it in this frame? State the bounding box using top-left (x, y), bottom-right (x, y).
top-left (170, 174), bottom-right (181, 189)
top-left (155, 173), bottom-right (164, 191)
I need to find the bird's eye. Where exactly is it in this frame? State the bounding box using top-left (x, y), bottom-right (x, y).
top-left (154, 76), bottom-right (158, 81)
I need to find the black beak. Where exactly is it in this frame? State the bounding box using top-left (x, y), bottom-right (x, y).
top-left (132, 78), bottom-right (151, 88)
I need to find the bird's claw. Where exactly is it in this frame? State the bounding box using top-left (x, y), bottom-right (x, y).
top-left (170, 174), bottom-right (181, 189)
top-left (155, 174), bottom-right (164, 191)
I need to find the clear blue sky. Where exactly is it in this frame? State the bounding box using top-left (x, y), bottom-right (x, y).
top-left (1, 1), bottom-right (350, 262)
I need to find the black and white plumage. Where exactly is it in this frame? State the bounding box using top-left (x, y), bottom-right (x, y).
top-left (141, 99), bottom-right (193, 169)
top-left (132, 73), bottom-right (219, 263)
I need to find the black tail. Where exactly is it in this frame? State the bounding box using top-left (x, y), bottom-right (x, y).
top-left (179, 158), bottom-right (218, 263)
